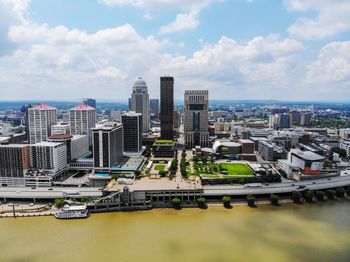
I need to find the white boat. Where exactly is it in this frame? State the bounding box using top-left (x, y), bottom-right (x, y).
top-left (54, 204), bottom-right (89, 219)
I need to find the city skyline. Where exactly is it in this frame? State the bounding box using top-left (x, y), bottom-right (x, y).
top-left (0, 0), bottom-right (349, 101)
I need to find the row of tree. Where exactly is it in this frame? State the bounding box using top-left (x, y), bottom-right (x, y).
top-left (170, 186), bottom-right (350, 209)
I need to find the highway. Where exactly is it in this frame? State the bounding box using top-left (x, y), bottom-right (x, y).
top-left (0, 187), bottom-right (103, 200)
top-left (203, 175), bottom-right (350, 196)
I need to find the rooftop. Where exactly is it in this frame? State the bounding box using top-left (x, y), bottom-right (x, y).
top-left (71, 104), bottom-right (95, 110)
top-left (290, 149), bottom-right (325, 161)
top-left (31, 104), bottom-right (56, 110)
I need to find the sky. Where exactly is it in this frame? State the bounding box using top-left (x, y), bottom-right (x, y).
top-left (0, 0), bottom-right (349, 101)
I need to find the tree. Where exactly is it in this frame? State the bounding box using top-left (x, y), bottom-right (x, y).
top-left (201, 157), bottom-right (208, 164)
top-left (323, 159), bottom-right (332, 169)
top-left (181, 151), bottom-right (186, 159)
top-left (196, 197), bottom-right (206, 208)
top-left (346, 186), bottom-right (350, 196)
top-left (315, 191), bottom-right (326, 201)
top-left (247, 194), bottom-right (256, 207)
top-left (303, 190), bottom-right (314, 203)
top-left (292, 191), bottom-right (302, 204)
top-left (171, 197), bottom-right (181, 209)
top-left (193, 156), bottom-right (199, 163)
top-left (222, 196), bottom-right (231, 208)
top-left (159, 170), bottom-right (167, 177)
top-left (54, 198), bottom-right (65, 208)
top-left (326, 189), bottom-right (336, 200)
top-left (135, 171), bottom-right (141, 178)
top-left (170, 159), bottom-right (178, 172)
top-left (270, 194), bottom-right (279, 206)
top-left (332, 147), bottom-right (347, 158)
top-left (336, 187), bottom-right (345, 198)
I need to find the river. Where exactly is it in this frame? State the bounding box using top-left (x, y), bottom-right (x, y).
top-left (0, 201), bottom-right (349, 262)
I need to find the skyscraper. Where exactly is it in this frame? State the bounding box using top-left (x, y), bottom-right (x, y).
top-left (27, 104), bottom-right (58, 144)
top-left (150, 99), bottom-right (160, 120)
top-left (83, 98), bottom-right (96, 108)
top-left (130, 77), bottom-right (149, 133)
top-left (160, 76), bottom-right (174, 140)
top-left (92, 123), bottom-right (124, 168)
top-left (184, 90), bottom-right (209, 148)
top-left (122, 112), bottom-right (142, 153)
top-left (69, 104), bottom-right (96, 144)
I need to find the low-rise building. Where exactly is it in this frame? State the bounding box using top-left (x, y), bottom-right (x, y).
top-left (258, 140), bottom-right (286, 161)
top-left (152, 140), bottom-right (175, 158)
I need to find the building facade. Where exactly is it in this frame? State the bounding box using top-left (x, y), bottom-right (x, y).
top-left (27, 104), bottom-right (58, 144)
top-left (30, 142), bottom-right (68, 177)
top-left (69, 104), bottom-right (96, 144)
top-left (0, 144), bottom-right (30, 186)
top-left (122, 112), bottom-right (142, 153)
top-left (184, 90), bottom-right (209, 148)
top-left (130, 78), bottom-right (149, 133)
top-left (160, 76), bottom-right (174, 140)
top-left (92, 123), bottom-right (124, 168)
top-left (48, 134), bottom-right (89, 163)
top-left (150, 99), bottom-right (160, 120)
top-left (51, 122), bottom-right (70, 135)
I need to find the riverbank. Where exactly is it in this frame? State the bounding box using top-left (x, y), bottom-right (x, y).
top-left (1, 197), bottom-right (348, 218)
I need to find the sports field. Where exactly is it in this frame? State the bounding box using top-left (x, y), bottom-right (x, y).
top-left (219, 163), bottom-right (254, 176)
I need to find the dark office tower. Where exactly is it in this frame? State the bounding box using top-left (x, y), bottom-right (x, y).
top-left (92, 123), bottom-right (123, 168)
top-left (83, 98), bottom-right (96, 109)
top-left (122, 112), bottom-right (142, 153)
top-left (160, 76), bottom-right (174, 140)
top-left (150, 99), bottom-right (160, 120)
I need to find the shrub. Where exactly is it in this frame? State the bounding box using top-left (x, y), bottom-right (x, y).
top-left (346, 186), bottom-right (350, 196)
top-left (171, 197), bottom-right (181, 208)
top-left (292, 191), bottom-right (302, 204)
top-left (336, 187), bottom-right (345, 198)
top-left (270, 194), bottom-right (279, 206)
top-left (222, 196), bottom-right (231, 208)
top-left (326, 189), bottom-right (336, 200)
top-left (159, 170), bottom-right (167, 177)
top-left (303, 190), bottom-right (314, 203)
top-left (54, 198), bottom-right (65, 208)
top-left (247, 194), bottom-right (256, 207)
top-left (315, 191), bottom-right (326, 201)
top-left (196, 197), bottom-right (206, 208)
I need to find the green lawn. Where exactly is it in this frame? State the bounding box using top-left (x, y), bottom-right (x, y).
top-left (154, 164), bottom-right (165, 171)
top-left (219, 163), bottom-right (254, 176)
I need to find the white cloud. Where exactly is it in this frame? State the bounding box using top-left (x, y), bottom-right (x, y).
top-left (159, 11), bottom-right (199, 35)
top-left (0, 0), bottom-right (29, 55)
top-left (99, 0), bottom-right (214, 11)
top-left (307, 41), bottom-right (350, 82)
top-left (285, 0), bottom-right (350, 39)
top-left (96, 67), bottom-right (128, 79)
top-left (100, 0), bottom-right (218, 34)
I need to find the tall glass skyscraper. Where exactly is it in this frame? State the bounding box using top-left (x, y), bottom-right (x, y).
top-left (160, 76), bottom-right (174, 140)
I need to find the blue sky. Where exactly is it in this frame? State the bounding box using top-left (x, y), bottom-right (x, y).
top-left (0, 0), bottom-right (349, 101)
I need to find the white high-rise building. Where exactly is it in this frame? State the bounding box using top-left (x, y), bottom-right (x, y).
top-left (184, 90), bottom-right (209, 148)
top-left (30, 142), bottom-right (67, 177)
top-left (69, 104), bottom-right (96, 144)
top-left (27, 104), bottom-right (58, 144)
top-left (131, 77), bottom-right (149, 133)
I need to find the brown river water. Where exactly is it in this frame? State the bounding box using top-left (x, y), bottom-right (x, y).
top-left (0, 201), bottom-right (349, 262)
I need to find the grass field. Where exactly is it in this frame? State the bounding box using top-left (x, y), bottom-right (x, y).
top-left (219, 163), bottom-right (254, 176)
top-left (154, 164), bottom-right (165, 171)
